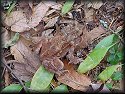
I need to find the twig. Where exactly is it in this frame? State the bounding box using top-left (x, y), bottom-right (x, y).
top-left (2, 58), bottom-right (28, 92)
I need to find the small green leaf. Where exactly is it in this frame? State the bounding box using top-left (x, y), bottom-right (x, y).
top-left (30, 66), bottom-right (54, 92)
top-left (111, 71), bottom-right (123, 81)
top-left (7, 0), bottom-right (17, 15)
top-left (4, 32), bottom-right (19, 48)
top-left (77, 47), bottom-right (110, 73)
top-left (51, 84), bottom-right (68, 93)
top-left (105, 83), bottom-right (113, 89)
top-left (98, 65), bottom-right (121, 82)
top-left (95, 34), bottom-right (116, 49)
top-left (1, 84), bottom-right (22, 93)
top-left (107, 54), bottom-right (119, 65)
top-left (25, 81), bottom-right (31, 88)
top-left (61, 0), bottom-right (75, 15)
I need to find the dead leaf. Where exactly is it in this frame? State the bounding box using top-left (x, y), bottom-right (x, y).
top-left (4, 1), bottom-right (49, 32)
top-left (88, 26), bottom-right (106, 42)
top-left (10, 40), bottom-right (41, 81)
top-left (28, 2), bottom-right (49, 28)
top-left (87, 1), bottom-right (103, 9)
top-left (57, 60), bottom-right (91, 91)
top-left (1, 27), bottom-right (10, 47)
top-left (4, 11), bottom-right (30, 32)
top-left (4, 69), bottom-right (11, 86)
top-left (91, 84), bottom-right (110, 92)
top-left (45, 16), bottom-right (58, 28)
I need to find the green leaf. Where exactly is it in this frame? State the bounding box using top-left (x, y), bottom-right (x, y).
top-left (107, 54), bottom-right (119, 65)
top-left (61, 0), bottom-right (75, 15)
top-left (77, 47), bottom-right (110, 73)
top-left (7, 0), bottom-right (17, 15)
top-left (77, 34), bottom-right (118, 73)
top-left (4, 32), bottom-right (19, 48)
top-left (25, 81), bottom-right (31, 88)
top-left (1, 84), bottom-right (22, 93)
top-left (95, 34), bottom-right (116, 49)
top-left (30, 66), bottom-right (54, 92)
top-left (51, 84), bottom-right (68, 93)
top-left (98, 65), bottom-right (121, 82)
top-left (105, 83), bottom-right (113, 89)
top-left (111, 71), bottom-right (123, 81)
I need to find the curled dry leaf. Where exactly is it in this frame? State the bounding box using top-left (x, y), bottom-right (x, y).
top-left (57, 60), bottom-right (91, 91)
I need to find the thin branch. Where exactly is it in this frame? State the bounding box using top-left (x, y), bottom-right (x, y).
top-left (2, 58), bottom-right (28, 92)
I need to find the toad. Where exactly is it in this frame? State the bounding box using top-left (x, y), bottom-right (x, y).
top-left (35, 21), bottom-right (89, 75)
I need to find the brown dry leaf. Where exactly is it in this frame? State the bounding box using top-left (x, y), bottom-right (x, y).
top-left (4, 1), bottom-right (49, 32)
top-left (4, 11), bottom-right (30, 32)
top-left (84, 8), bottom-right (94, 22)
top-left (10, 40), bottom-right (41, 81)
top-left (87, 26), bottom-right (106, 42)
top-left (1, 27), bottom-right (10, 47)
top-left (87, 1), bottom-right (103, 9)
top-left (45, 16), bottom-right (58, 28)
top-left (57, 60), bottom-right (91, 91)
top-left (28, 2), bottom-right (49, 28)
top-left (4, 69), bottom-right (11, 86)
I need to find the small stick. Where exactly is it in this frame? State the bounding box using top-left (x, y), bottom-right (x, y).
top-left (2, 58), bottom-right (28, 92)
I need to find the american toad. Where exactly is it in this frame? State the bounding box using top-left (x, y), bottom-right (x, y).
top-left (35, 20), bottom-right (88, 74)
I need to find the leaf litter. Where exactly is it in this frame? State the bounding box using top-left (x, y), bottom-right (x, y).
top-left (1, 0), bottom-right (124, 93)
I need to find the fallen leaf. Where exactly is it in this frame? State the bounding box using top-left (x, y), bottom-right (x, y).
top-left (4, 69), bottom-right (11, 86)
top-left (98, 65), bottom-right (121, 82)
top-left (10, 40), bottom-right (41, 81)
top-left (4, 32), bottom-right (19, 48)
top-left (28, 2), bottom-right (49, 28)
top-left (45, 16), bottom-right (58, 28)
top-left (87, 1), bottom-right (103, 9)
top-left (4, 11), bottom-right (30, 32)
top-left (77, 33), bottom-right (117, 73)
top-left (87, 26), bottom-right (106, 43)
top-left (57, 60), bottom-right (91, 91)
top-left (91, 84), bottom-right (110, 92)
top-left (51, 84), bottom-right (68, 93)
top-left (4, 1), bottom-right (49, 32)
top-left (30, 65), bottom-right (54, 92)
top-left (1, 84), bottom-right (23, 93)
top-left (1, 27), bottom-right (10, 47)
top-left (61, 0), bottom-right (75, 15)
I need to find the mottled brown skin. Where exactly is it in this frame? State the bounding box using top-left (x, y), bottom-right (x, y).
top-left (35, 22), bottom-right (88, 74)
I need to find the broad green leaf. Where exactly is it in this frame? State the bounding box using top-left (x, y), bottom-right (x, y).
top-left (30, 66), bottom-right (54, 92)
top-left (61, 0), bottom-right (75, 15)
top-left (105, 83), bottom-right (113, 89)
top-left (51, 84), bottom-right (68, 93)
top-left (95, 34), bottom-right (116, 49)
top-left (111, 71), bottom-right (123, 81)
top-left (77, 47), bottom-right (110, 73)
top-left (1, 84), bottom-right (22, 93)
top-left (4, 32), bottom-right (19, 48)
top-left (98, 65), bottom-right (121, 82)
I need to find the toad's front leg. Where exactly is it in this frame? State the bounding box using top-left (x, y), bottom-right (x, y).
top-left (42, 57), bottom-right (65, 75)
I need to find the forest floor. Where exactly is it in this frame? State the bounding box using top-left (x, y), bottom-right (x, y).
top-left (1, 0), bottom-right (124, 93)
